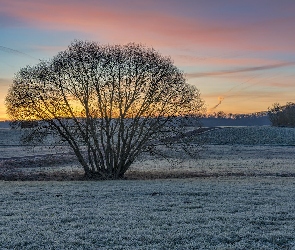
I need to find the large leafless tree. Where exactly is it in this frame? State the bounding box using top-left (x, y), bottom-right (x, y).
top-left (6, 41), bottom-right (204, 179)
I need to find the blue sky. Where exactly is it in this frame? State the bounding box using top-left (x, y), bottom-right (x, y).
top-left (1, 0), bottom-right (295, 119)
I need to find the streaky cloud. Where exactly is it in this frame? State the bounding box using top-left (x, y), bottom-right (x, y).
top-left (187, 62), bottom-right (295, 78)
top-left (0, 45), bottom-right (39, 60)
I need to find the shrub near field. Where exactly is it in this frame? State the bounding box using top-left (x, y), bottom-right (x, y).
top-left (199, 126), bottom-right (295, 146)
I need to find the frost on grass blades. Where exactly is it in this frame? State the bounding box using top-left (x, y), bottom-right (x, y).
top-left (1, 126), bottom-right (295, 179)
top-left (1, 126), bottom-right (295, 248)
top-left (0, 178), bottom-right (295, 249)
top-left (198, 126), bottom-right (295, 146)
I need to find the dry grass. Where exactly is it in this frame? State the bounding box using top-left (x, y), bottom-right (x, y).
top-left (2, 169), bottom-right (295, 181)
top-left (1, 126), bottom-right (295, 181)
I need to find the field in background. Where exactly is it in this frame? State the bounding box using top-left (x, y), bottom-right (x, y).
top-left (1, 126), bottom-right (295, 179)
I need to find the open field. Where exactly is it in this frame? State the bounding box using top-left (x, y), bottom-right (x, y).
top-left (1, 126), bottom-right (295, 180)
top-left (0, 126), bottom-right (295, 248)
top-left (1, 177), bottom-right (295, 249)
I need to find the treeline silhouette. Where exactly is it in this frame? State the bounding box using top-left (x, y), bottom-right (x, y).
top-left (268, 102), bottom-right (295, 127)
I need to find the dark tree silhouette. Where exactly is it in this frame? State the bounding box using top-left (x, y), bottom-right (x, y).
top-left (268, 102), bottom-right (295, 127)
top-left (6, 41), bottom-right (204, 179)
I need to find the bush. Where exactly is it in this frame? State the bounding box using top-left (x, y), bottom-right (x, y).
top-left (268, 102), bottom-right (295, 127)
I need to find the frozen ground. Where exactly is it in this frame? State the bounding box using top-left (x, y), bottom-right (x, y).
top-left (0, 178), bottom-right (295, 249)
top-left (1, 126), bottom-right (295, 248)
top-left (2, 144), bottom-right (295, 180)
top-left (1, 126), bottom-right (295, 179)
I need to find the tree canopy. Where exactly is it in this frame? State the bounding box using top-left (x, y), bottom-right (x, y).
top-left (268, 102), bottom-right (295, 127)
top-left (6, 40), bottom-right (204, 179)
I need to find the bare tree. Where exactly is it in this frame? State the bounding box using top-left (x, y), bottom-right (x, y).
top-left (6, 41), bottom-right (204, 179)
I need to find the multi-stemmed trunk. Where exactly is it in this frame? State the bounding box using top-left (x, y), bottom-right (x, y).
top-left (6, 41), bottom-right (204, 180)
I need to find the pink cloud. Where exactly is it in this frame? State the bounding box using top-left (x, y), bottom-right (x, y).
top-left (174, 54), bottom-right (289, 68)
top-left (3, 0), bottom-right (295, 52)
top-left (2, 0), bottom-right (295, 115)
top-left (186, 62), bottom-right (295, 78)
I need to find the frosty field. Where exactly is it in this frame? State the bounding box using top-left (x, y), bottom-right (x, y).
top-left (1, 126), bottom-right (295, 179)
top-left (1, 178), bottom-right (295, 249)
top-left (1, 126), bottom-right (295, 249)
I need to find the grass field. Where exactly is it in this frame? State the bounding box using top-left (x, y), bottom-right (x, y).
top-left (1, 126), bottom-right (295, 249)
top-left (1, 177), bottom-right (295, 249)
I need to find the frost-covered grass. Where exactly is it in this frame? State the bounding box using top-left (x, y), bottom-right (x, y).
top-left (1, 177), bottom-right (295, 249)
top-left (199, 126), bottom-right (295, 145)
top-left (1, 127), bottom-right (295, 179)
top-left (2, 126), bottom-right (295, 146)
top-left (130, 144), bottom-right (295, 178)
top-left (1, 127), bottom-right (295, 248)
top-left (0, 128), bottom-right (22, 146)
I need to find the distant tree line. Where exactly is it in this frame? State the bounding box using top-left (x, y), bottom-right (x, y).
top-left (203, 111), bottom-right (268, 119)
top-left (268, 102), bottom-right (295, 127)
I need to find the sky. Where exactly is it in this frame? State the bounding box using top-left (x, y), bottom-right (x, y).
top-left (0, 0), bottom-right (295, 120)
